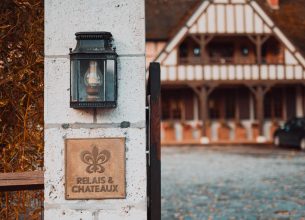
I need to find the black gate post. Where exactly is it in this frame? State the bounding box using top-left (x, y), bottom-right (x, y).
top-left (147, 62), bottom-right (161, 220)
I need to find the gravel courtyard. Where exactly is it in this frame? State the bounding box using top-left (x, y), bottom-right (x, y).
top-left (161, 146), bottom-right (305, 220)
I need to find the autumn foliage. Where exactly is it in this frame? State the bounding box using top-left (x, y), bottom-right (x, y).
top-left (0, 0), bottom-right (44, 218)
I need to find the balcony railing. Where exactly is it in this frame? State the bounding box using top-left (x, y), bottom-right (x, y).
top-left (178, 56), bottom-right (284, 65)
top-left (161, 64), bottom-right (304, 82)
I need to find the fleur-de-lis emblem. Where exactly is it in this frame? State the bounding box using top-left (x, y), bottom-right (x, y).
top-left (80, 146), bottom-right (111, 173)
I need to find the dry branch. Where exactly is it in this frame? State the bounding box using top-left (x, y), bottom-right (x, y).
top-left (0, 0), bottom-right (44, 218)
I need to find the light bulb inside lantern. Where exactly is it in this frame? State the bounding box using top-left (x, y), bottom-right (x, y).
top-left (84, 61), bottom-right (102, 100)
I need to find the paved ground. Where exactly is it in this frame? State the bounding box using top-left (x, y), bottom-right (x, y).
top-left (161, 146), bottom-right (305, 220)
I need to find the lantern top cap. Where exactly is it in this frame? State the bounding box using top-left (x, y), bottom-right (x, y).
top-left (75, 32), bottom-right (113, 40)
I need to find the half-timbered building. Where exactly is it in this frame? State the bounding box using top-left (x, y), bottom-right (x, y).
top-left (146, 0), bottom-right (305, 144)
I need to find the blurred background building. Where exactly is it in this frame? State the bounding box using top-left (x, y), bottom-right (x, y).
top-left (146, 0), bottom-right (305, 145)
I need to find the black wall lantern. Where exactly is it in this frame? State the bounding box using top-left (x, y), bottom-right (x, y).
top-left (69, 32), bottom-right (118, 108)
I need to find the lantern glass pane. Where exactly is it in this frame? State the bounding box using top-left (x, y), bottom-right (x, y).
top-left (105, 60), bottom-right (115, 101)
top-left (71, 60), bottom-right (80, 101)
top-left (78, 60), bottom-right (105, 102)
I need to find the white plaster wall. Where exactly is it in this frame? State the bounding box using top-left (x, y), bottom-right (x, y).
top-left (163, 49), bottom-right (177, 66)
top-left (44, 0), bottom-right (146, 219)
top-left (284, 49), bottom-right (298, 65)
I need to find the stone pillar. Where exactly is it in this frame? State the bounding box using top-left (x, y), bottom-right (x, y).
top-left (44, 1), bottom-right (146, 219)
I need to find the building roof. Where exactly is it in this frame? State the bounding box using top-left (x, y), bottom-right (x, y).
top-left (256, 0), bottom-right (305, 57)
top-left (145, 0), bottom-right (202, 41)
top-left (145, 0), bottom-right (305, 56)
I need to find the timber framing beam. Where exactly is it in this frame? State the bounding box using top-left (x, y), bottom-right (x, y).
top-left (189, 34), bottom-right (214, 64)
top-left (163, 81), bottom-right (305, 139)
top-left (247, 34), bottom-right (271, 65)
top-left (162, 80), bottom-right (305, 87)
top-left (247, 84), bottom-right (274, 136)
top-left (188, 83), bottom-right (217, 97)
top-left (187, 83), bottom-right (218, 137)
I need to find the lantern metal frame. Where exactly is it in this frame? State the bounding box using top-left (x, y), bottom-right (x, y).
top-left (69, 32), bottom-right (118, 109)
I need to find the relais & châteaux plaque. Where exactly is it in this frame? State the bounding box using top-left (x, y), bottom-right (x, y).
top-left (65, 138), bottom-right (126, 199)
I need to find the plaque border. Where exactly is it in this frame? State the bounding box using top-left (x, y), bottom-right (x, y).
top-left (65, 137), bottom-right (126, 200)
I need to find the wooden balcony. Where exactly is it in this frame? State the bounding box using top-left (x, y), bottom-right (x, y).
top-left (161, 64), bottom-right (304, 83)
top-left (179, 57), bottom-right (257, 65)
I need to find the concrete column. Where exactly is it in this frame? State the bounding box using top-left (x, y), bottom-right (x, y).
top-left (44, 1), bottom-right (146, 219)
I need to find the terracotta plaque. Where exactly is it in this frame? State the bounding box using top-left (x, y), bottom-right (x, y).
top-left (65, 138), bottom-right (125, 200)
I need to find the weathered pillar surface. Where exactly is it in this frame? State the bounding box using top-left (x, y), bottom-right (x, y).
top-left (44, 1), bottom-right (146, 219)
